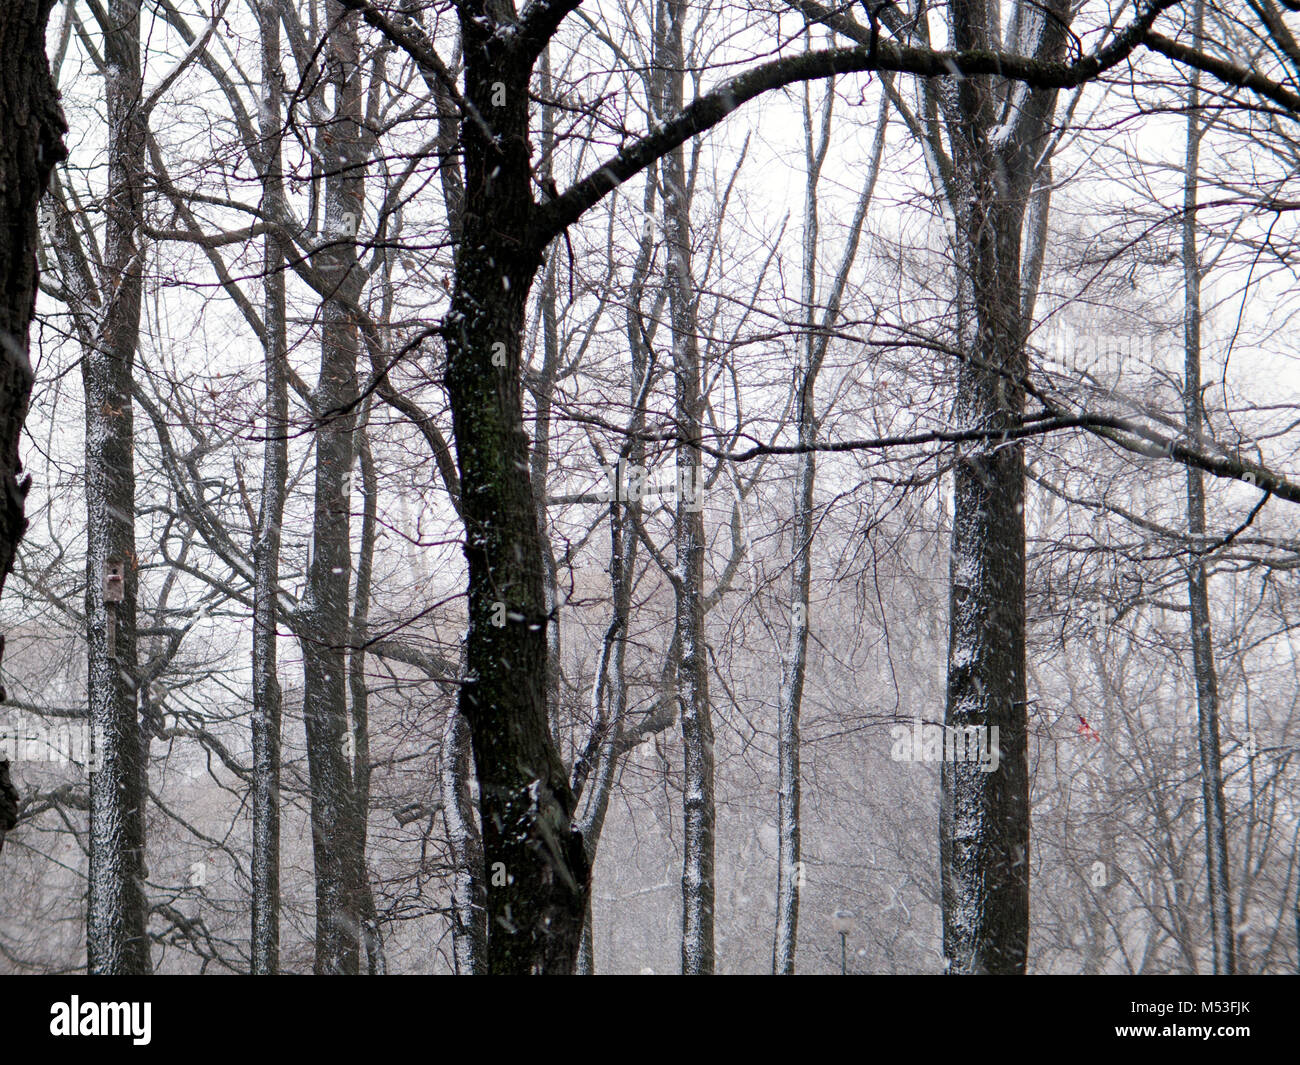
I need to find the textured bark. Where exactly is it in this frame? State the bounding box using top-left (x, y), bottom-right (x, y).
top-left (1181, 3), bottom-right (1236, 971)
top-left (441, 706), bottom-right (487, 973)
top-left (251, 0), bottom-right (286, 976)
top-left (659, 0), bottom-right (715, 976)
top-left (86, 0), bottom-right (150, 975)
top-left (939, 0), bottom-right (1068, 975)
top-left (444, 9), bottom-right (589, 974)
top-left (299, 1), bottom-right (368, 974)
top-left (0, 0), bottom-right (66, 858)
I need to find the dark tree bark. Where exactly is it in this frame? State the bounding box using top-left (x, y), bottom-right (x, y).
top-left (84, 0), bottom-right (151, 976)
top-left (939, 0), bottom-right (1068, 975)
top-left (298, 0), bottom-right (369, 975)
top-left (0, 758), bottom-right (18, 855)
top-left (338, 0), bottom-right (1166, 976)
top-left (0, 0), bottom-right (66, 858)
top-left (444, 11), bottom-right (590, 974)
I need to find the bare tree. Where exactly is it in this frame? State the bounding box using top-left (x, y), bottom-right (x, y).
top-left (0, 0), bottom-right (65, 857)
top-left (251, 0), bottom-right (288, 975)
top-left (1180, 0), bottom-right (1235, 973)
top-left (81, 0), bottom-right (151, 975)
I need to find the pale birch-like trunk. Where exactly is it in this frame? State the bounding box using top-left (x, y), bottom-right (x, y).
top-left (441, 704), bottom-right (487, 974)
top-left (350, 423), bottom-right (385, 974)
top-left (572, 173), bottom-right (657, 975)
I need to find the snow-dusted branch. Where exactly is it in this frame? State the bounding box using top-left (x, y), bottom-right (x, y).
top-left (535, 0), bottom-right (1183, 242)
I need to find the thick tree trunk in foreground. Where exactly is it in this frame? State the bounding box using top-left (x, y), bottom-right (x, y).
top-left (445, 13), bottom-right (588, 974)
top-left (86, 0), bottom-right (150, 974)
top-left (940, 0), bottom-right (1067, 975)
top-left (941, 187), bottom-right (1030, 974)
top-left (0, 0), bottom-right (65, 857)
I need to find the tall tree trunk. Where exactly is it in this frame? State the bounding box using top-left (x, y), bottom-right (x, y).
top-left (1181, 0), bottom-right (1235, 972)
top-left (251, 0), bottom-right (286, 975)
top-left (940, 0), bottom-right (1067, 975)
top-left (86, 0), bottom-right (150, 975)
top-left (444, 10), bottom-right (588, 974)
top-left (573, 496), bottom-right (637, 975)
top-left (774, 73), bottom-right (828, 977)
top-left (300, 0), bottom-right (367, 974)
top-left (660, 0), bottom-right (715, 975)
top-left (0, 0), bottom-right (65, 856)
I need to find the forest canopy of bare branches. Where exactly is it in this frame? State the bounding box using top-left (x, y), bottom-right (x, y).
top-left (0, 0), bottom-right (1298, 979)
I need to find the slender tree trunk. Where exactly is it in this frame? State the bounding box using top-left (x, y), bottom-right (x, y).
top-left (1083, 639), bottom-right (1117, 974)
top-left (250, 0), bottom-right (286, 975)
top-left (1181, 2), bottom-right (1235, 971)
top-left (86, 0), bottom-right (150, 975)
top-left (658, 0), bottom-right (715, 975)
top-left (532, 47), bottom-right (563, 740)
top-left (441, 705), bottom-right (487, 973)
top-left (774, 85), bottom-right (887, 973)
top-left (350, 422), bottom-right (385, 974)
top-left (572, 497), bottom-right (637, 975)
top-left (444, 12), bottom-right (588, 974)
top-left (573, 175), bottom-right (656, 975)
top-left (299, 0), bottom-right (367, 974)
top-left (774, 74), bottom-right (827, 976)
top-left (0, 0), bottom-right (66, 856)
